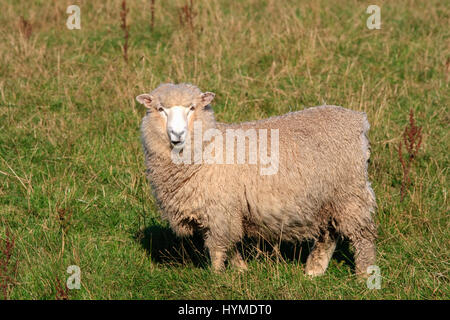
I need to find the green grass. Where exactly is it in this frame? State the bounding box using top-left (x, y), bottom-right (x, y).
top-left (0, 0), bottom-right (448, 299)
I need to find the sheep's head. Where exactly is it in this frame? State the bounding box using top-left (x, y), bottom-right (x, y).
top-left (136, 83), bottom-right (215, 151)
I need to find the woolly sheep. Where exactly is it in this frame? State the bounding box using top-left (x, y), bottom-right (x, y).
top-left (136, 83), bottom-right (377, 276)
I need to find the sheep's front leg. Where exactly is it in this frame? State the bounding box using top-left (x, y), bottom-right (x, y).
top-left (204, 235), bottom-right (227, 272)
top-left (209, 247), bottom-right (227, 272)
top-left (305, 230), bottom-right (337, 276)
top-left (204, 212), bottom-right (244, 272)
top-left (229, 248), bottom-right (247, 271)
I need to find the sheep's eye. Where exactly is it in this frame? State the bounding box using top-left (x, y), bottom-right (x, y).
top-left (158, 107), bottom-right (164, 113)
top-left (189, 105), bottom-right (195, 112)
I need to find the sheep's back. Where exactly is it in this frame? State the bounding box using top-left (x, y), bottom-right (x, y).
top-left (215, 105), bottom-right (370, 240)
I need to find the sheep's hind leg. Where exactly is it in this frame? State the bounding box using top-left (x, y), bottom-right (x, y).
top-left (334, 197), bottom-right (377, 277)
top-left (305, 230), bottom-right (337, 277)
top-left (352, 235), bottom-right (376, 277)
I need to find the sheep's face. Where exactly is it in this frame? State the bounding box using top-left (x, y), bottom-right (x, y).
top-left (136, 89), bottom-right (215, 150)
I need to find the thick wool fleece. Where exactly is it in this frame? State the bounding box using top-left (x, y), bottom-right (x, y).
top-left (140, 83), bottom-right (377, 275)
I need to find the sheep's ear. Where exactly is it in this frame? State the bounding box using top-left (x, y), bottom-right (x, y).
top-left (136, 94), bottom-right (153, 108)
top-left (199, 92), bottom-right (215, 107)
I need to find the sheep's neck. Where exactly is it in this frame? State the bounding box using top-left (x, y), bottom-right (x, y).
top-left (145, 109), bottom-right (216, 199)
top-left (144, 137), bottom-right (205, 200)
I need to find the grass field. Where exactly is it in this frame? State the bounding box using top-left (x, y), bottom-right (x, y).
top-left (0, 0), bottom-right (448, 299)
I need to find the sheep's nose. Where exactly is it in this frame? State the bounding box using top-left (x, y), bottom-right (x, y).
top-left (169, 128), bottom-right (186, 143)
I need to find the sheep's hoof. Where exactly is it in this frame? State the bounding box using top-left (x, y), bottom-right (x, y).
top-left (234, 262), bottom-right (248, 273)
top-left (211, 264), bottom-right (226, 273)
top-left (228, 250), bottom-right (248, 272)
top-left (304, 265), bottom-right (327, 277)
top-left (355, 269), bottom-right (371, 279)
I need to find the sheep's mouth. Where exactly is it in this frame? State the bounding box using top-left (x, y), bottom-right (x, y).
top-left (171, 140), bottom-right (185, 149)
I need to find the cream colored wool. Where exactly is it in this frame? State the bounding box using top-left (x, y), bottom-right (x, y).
top-left (138, 83), bottom-right (377, 276)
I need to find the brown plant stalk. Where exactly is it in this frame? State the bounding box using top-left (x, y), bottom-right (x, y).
top-left (150, 0), bottom-right (155, 30)
top-left (18, 16), bottom-right (32, 40)
top-left (0, 227), bottom-right (16, 300)
top-left (57, 207), bottom-right (72, 234)
top-left (398, 109), bottom-right (423, 201)
top-left (55, 276), bottom-right (69, 300)
top-left (178, 0), bottom-right (196, 31)
top-left (120, 0), bottom-right (130, 62)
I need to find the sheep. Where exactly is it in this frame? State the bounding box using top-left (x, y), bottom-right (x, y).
top-left (136, 83), bottom-right (377, 276)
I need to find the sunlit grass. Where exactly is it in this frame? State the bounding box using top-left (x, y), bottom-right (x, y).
top-left (0, 0), bottom-right (448, 299)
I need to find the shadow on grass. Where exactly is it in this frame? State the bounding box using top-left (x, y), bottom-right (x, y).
top-left (241, 236), bottom-right (354, 272)
top-left (135, 224), bottom-right (208, 268)
top-left (135, 225), bottom-right (355, 271)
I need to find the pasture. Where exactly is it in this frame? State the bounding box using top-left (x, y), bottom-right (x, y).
top-left (0, 0), bottom-right (448, 299)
